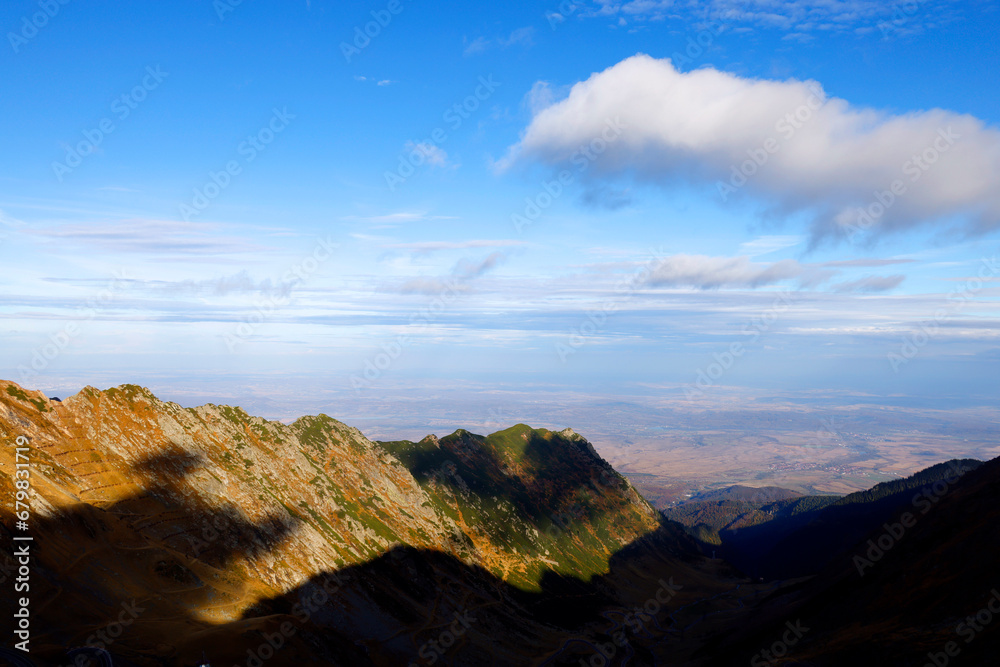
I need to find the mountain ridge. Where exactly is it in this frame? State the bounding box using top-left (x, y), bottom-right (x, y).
top-left (0, 379), bottom-right (726, 664)
top-left (3, 379), bottom-right (998, 665)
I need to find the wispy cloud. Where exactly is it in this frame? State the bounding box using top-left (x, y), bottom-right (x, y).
top-left (0, 209), bottom-right (26, 229)
top-left (582, 0), bottom-right (962, 35)
top-left (24, 219), bottom-right (266, 256)
top-left (344, 211), bottom-right (459, 226)
top-left (403, 141), bottom-right (452, 169)
top-left (463, 36), bottom-right (490, 56)
top-left (464, 26), bottom-right (535, 56)
top-left (398, 252), bottom-right (507, 294)
top-left (45, 271), bottom-right (296, 298)
top-left (95, 186), bottom-right (140, 193)
top-left (646, 254), bottom-right (826, 289)
top-left (642, 252), bottom-right (915, 292)
top-left (820, 258), bottom-right (915, 268)
top-left (387, 239), bottom-right (526, 254)
top-left (354, 75), bottom-right (396, 86)
top-left (738, 235), bottom-right (804, 257)
top-left (525, 81), bottom-right (557, 115)
top-left (832, 274), bottom-right (905, 293)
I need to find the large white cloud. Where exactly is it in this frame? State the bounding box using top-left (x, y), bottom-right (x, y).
top-left (504, 55), bottom-right (1000, 245)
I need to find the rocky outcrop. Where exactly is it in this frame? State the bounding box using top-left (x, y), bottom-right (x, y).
top-left (0, 380), bottom-right (678, 664)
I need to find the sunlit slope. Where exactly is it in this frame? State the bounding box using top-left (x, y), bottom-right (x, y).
top-left (0, 380), bottom-right (667, 662)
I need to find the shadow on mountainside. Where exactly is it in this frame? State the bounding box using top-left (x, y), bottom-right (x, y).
top-left (4, 430), bottom-right (1000, 666)
top-left (203, 518), bottom-right (723, 666)
top-left (1, 451), bottom-right (299, 666)
top-left (718, 458), bottom-right (983, 581)
top-left (700, 455), bottom-right (1000, 666)
top-left (380, 425), bottom-right (637, 531)
top-left (3, 444), bottom-right (750, 667)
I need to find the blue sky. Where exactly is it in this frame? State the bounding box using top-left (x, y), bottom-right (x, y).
top-left (2, 0), bottom-right (999, 419)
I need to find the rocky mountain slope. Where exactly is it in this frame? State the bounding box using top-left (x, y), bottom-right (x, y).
top-left (0, 380), bottom-right (743, 665)
top-left (707, 454), bottom-right (1000, 665)
top-left (4, 378), bottom-right (997, 665)
top-left (719, 458), bottom-right (983, 579)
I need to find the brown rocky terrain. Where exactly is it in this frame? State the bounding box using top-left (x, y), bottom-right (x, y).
top-left (0, 380), bottom-right (745, 665)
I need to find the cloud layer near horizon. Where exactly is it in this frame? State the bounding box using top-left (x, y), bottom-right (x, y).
top-left (505, 55), bottom-right (1000, 245)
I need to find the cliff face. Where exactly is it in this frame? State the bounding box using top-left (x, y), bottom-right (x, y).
top-left (0, 380), bottom-right (677, 664)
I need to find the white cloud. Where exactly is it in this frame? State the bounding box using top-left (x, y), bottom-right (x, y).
top-left (505, 55), bottom-right (1000, 245)
top-left (403, 141), bottom-right (451, 168)
top-left (618, 0), bottom-right (674, 20)
top-left (343, 211), bottom-right (459, 226)
top-left (737, 235), bottom-right (804, 257)
top-left (819, 258), bottom-right (914, 268)
top-left (387, 240), bottom-right (526, 254)
top-left (24, 219), bottom-right (266, 256)
top-left (96, 186), bottom-right (139, 193)
top-left (583, 0), bottom-right (960, 34)
top-left (525, 81), bottom-right (556, 115)
top-left (500, 26), bottom-right (536, 47)
top-left (642, 253), bottom-right (912, 292)
top-left (646, 254), bottom-right (816, 289)
top-left (354, 76), bottom-right (396, 86)
top-left (455, 251), bottom-right (506, 279)
top-left (0, 209), bottom-right (26, 230)
top-left (463, 36), bottom-right (490, 56)
top-left (138, 270), bottom-right (296, 297)
top-left (832, 274), bottom-right (905, 293)
top-left (464, 26), bottom-right (535, 56)
top-left (398, 252), bottom-right (507, 294)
